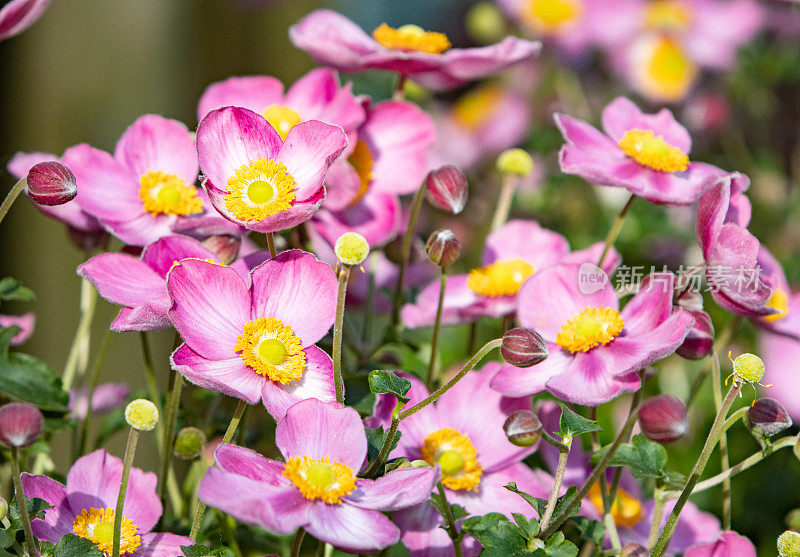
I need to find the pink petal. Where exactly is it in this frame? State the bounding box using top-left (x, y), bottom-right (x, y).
top-left (401, 273), bottom-right (482, 329)
top-left (114, 114), bottom-right (198, 184)
top-left (684, 530), bottom-right (756, 557)
top-left (601, 96), bottom-right (692, 153)
top-left (490, 346), bottom-right (571, 397)
top-left (170, 343), bottom-right (263, 404)
top-left (620, 273), bottom-right (675, 335)
top-left (447, 463), bottom-right (552, 518)
top-left (284, 68), bottom-right (365, 132)
top-left (312, 191), bottom-right (401, 248)
top-left (78, 253), bottom-right (165, 307)
top-left (483, 219), bottom-right (569, 267)
top-left (305, 503), bottom-right (400, 553)
top-left (0, 313), bottom-right (35, 345)
top-left (261, 345), bottom-right (337, 421)
top-left (7, 150), bottom-right (56, 177)
top-left (136, 532), bottom-right (195, 556)
top-left (20, 473), bottom-right (72, 542)
top-left (196, 75), bottom-right (284, 123)
top-left (0, 0), bottom-right (50, 41)
top-left (141, 235), bottom-right (218, 278)
top-left (555, 113), bottom-right (626, 158)
top-left (436, 36), bottom-right (541, 83)
top-left (545, 351), bottom-right (642, 406)
top-left (101, 211), bottom-right (176, 247)
top-left (395, 502), bottom-right (480, 557)
top-left (391, 376), bottom-right (442, 462)
top-left (110, 303), bottom-right (172, 332)
top-left (346, 466), bottom-right (439, 511)
top-left (213, 443), bottom-right (285, 484)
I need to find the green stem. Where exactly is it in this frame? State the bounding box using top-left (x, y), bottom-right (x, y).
top-left (159, 373), bottom-right (184, 511)
top-left (10, 447), bottom-right (36, 556)
top-left (62, 278), bottom-right (98, 390)
top-left (437, 483), bottom-right (463, 557)
top-left (686, 317), bottom-right (739, 409)
top-left (364, 416), bottom-right (400, 478)
top-left (647, 489), bottom-right (666, 550)
top-left (650, 379), bottom-right (742, 556)
top-left (290, 528), bottom-right (306, 557)
top-left (267, 232), bottom-right (278, 258)
top-left (113, 428), bottom-right (140, 557)
top-left (139, 332), bottom-right (165, 445)
top-left (538, 440), bottom-right (571, 532)
top-left (426, 270), bottom-right (447, 390)
top-left (0, 178), bottom-right (26, 227)
top-left (709, 352), bottom-right (732, 529)
top-left (77, 328), bottom-right (114, 456)
top-left (333, 265), bottom-right (351, 404)
top-left (361, 254), bottom-right (377, 348)
top-left (540, 430), bottom-right (569, 453)
top-left (490, 173), bottom-right (518, 231)
top-left (393, 74), bottom-right (407, 101)
top-left (390, 182), bottom-right (426, 328)
top-left (598, 194), bottom-right (635, 268)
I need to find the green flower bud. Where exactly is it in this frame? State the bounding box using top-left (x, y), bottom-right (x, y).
top-left (496, 148), bottom-right (534, 176)
top-left (174, 427), bottom-right (207, 460)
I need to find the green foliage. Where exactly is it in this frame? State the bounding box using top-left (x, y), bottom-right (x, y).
top-left (52, 534), bottom-right (103, 556)
top-left (0, 327), bottom-right (69, 412)
top-left (365, 425), bottom-right (401, 462)
top-left (590, 434), bottom-right (668, 479)
top-left (460, 513), bottom-right (579, 556)
top-left (368, 369), bottom-right (411, 402)
top-left (428, 492), bottom-right (468, 523)
top-left (0, 278), bottom-right (35, 303)
top-left (181, 544), bottom-right (237, 556)
top-left (557, 403), bottom-right (601, 442)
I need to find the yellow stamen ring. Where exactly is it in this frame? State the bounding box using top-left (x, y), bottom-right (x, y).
top-left (372, 23), bottom-right (451, 54)
top-left (235, 317), bottom-right (306, 384)
top-left (138, 170), bottom-right (203, 216)
top-left (72, 507), bottom-right (141, 555)
top-left (556, 307), bottom-right (624, 353)
top-left (421, 428), bottom-right (482, 491)
top-left (618, 129), bottom-right (689, 173)
top-left (467, 258), bottom-right (535, 297)
top-left (283, 456), bottom-right (357, 504)
top-left (224, 158), bottom-right (296, 221)
top-left (588, 483), bottom-right (643, 528)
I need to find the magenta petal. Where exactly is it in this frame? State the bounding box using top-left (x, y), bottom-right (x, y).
top-left (167, 259), bottom-right (250, 360)
top-left (346, 467), bottom-right (439, 511)
top-left (136, 532), bottom-right (195, 556)
top-left (284, 68), bottom-right (365, 132)
top-left (114, 114), bottom-right (198, 184)
top-left (275, 398), bottom-right (367, 472)
top-left (250, 250), bottom-right (337, 346)
top-left (601, 96), bottom-right (692, 153)
top-left (305, 503), bottom-right (400, 553)
top-left (436, 36), bottom-right (541, 83)
top-left (0, 313), bottom-right (35, 345)
top-left (545, 351), bottom-right (642, 406)
top-left (196, 75), bottom-right (284, 123)
top-left (20, 473), bottom-right (72, 542)
top-left (313, 191), bottom-right (402, 248)
top-left (490, 347), bottom-right (571, 398)
top-left (0, 0), bottom-right (50, 41)
top-left (620, 273), bottom-right (675, 335)
top-left (213, 444), bottom-right (285, 483)
top-left (78, 253), bottom-right (165, 307)
top-left (483, 220), bottom-right (569, 267)
top-left (555, 113), bottom-right (622, 160)
top-left (110, 303), bottom-right (172, 332)
top-left (141, 235), bottom-right (218, 278)
top-left (684, 531), bottom-right (756, 557)
top-left (171, 344), bottom-right (262, 404)
top-left (261, 345), bottom-right (337, 421)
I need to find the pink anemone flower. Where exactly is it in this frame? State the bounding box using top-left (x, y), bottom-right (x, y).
top-left (289, 9), bottom-right (541, 91)
top-left (167, 251), bottom-right (338, 420)
top-left (69, 383), bottom-right (129, 421)
top-left (371, 365), bottom-right (550, 556)
top-left (21, 449), bottom-right (192, 555)
top-left (752, 248), bottom-right (800, 340)
top-left (491, 266), bottom-right (693, 405)
top-left (684, 531), bottom-right (756, 557)
top-left (760, 331), bottom-right (800, 422)
top-left (198, 398), bottom-right (439, 553)
top-left (0, 313), bottom-right (35, 345)
top-left (78, 235), bottom-right (269, 332)
top-left (401, 219), bottom-right (619, 328)
top-left (555, 96), bottom-right (725, 205)
top-left (196, 106), bottom-right (347, 233)
top-left (0, 0), bottom-right (51, 42)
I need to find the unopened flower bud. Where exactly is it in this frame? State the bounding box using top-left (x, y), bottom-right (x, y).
top-left (334, 232), bottom-right (369, 266)
top-left (466, 1), bottom-right (506, 43)
top-left (620, 543), bottom-right (648, 557)
top-left (675, 286), bottom-right (703, 312)
top-left (25, 161), bottom-right (77, 206)
top-left (174, 426), bottom-right (207, 460)
top-left (425, 229), bottom-right (461, 268)
top-left (395, 459), bottom-right (432, 470)
top-left (785, 509), bottom-right (800, 532)
top-left (747, 398), bottom-right (792, 437)
top-left (124, 399), bottom-right (159, 432)
top-left (0, 497), bottom-right (7, 522)
top-left (637, 395), bottom-right (688, 444)
top-left (425, 165), bottom-right (468, 214)
top-left (731, 352), bottom-right (765, 383)
top-left (676, 309), bottom-right (714, 360)
top-left (0, 402), bottom-right (43, 448)
top-left (503, 409), bottom-right (542, 447)
top-left (202, 235), bottom-right (241, 265)
top-left (501, 328), bottom-right (548, 368)
top-left (778, 530), bottom-right (800, 557)
top-left (496, 148), bottom-right (534, 177)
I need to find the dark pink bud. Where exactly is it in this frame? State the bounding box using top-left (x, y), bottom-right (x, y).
top-left (425, 229), bottom-right (461, 267)
top-left (637, 394), bottom-right (688, 444)
top-left (202, 235), bottom-right (241, 265)
top-left (675, 286), bottom-right (703, 312)
top-left (25, 161), bottom-right (77, 206)
top-left (501, 328), bottom-right (548, 368)
top-left (503, 409), bottom-right (542, 447)
top-left (425, 165), bottom-right (468, 214)
top-left (676, 309), bottom-right (714, 360)
top-left (0, 402), bottom-right (43, 447)
top-left (620, 543), bottom-right (648, 557)
top-left (747, 398), bottom-right (792, 437)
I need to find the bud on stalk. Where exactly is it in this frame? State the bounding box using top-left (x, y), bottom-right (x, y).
top-left (174, 426), bottom-right (207, 460)
top-left (676, 309), bottom-right (714, 360)
top-left (25, 161), bottom-right (77, 205)
top-left (425, 229), bottom-right (461, 268)
top-left (637, 395), bottom-right (688, 444)
top-left (501, 328), bottom-right (548, 368)
top-left (503, 409), bottom-right (542, 447)
top-left (620, 543), bottom-right (648, 557)
top-left (747, 398), bottom-right (792, 437)
top-left (0, 402), bottom-right (43, 448)
top-left (425, 165), bottom-right (468, 214)
top-left (202, 235), bottom-right (241, 265)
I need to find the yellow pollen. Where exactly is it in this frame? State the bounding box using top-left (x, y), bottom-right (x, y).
top-left (138, 170), bottom-right (203, 217)
top-left (644, 0), bottom-right (692, 31)
top-left (372, 23), bottom-right (451, 54)
top-left (262, 104), bottom-right (302, 140)
top-left (467, 258), bottom-right (535, 297)
top-left (524, 0), bottom-right (582, 33)
top-left (72, 507), bottom-right (141, 555)
top-left (421, 428), bottom-right (482, 491)
top-left (556, 307), bottom-right (624, 353)
top-left (224, 158), bottom-right (296, 221)
top-left (452, 85), bottom-right (504, 130)
top-left (730, 352), bottom-right (766, 384)
top-left (764, 288), bottom-right (789, 323)
top-left (588, 483), bottom-right (644, 528)
top-left (643, 36), bottom-right (696, 102)
top-left (283, 456), bottom-right (357, 504)
top-left (235, 317), bottom-right (306, 384)
top-left (618, 129), bottom-right (689, 173)
top-left (348, 140), bottom-right (374, 204)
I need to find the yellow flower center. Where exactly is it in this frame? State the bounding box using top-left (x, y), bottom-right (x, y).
top-left (524, 0), bottom-right (582, 33)
top-left (283, 456), bottom-right (357, 504)
top-left (556, 307), bottom-right (624, 353)
top-left (372, 23), bottom-right (451, 54)
top-left (73, 507), bottom-right (141, 555)
top-left (235, 317), bottom-right (306, 384)
top-left (348, 140), bottom-right (374, 205)
top-left (764, 288), bottom-right (789, 322)
top-left (262, 104), bottom-right (302, 141)
top-left (138, 170), bottom-right (203, 217)
top-left (467, 258), bottom-right (535, 297)
top-left (643, 36), bottom-right (696, 102)
top-left (224, 158), bottom-right (296, 221)
top-left (618, 129), bottom-right (689, 172)
top-left (644, 0), bottom-right (692, 31)
top-left (452, 85), bottom-right (504, 130)
top-left (588, 483), bottom-right (644, 528)
top-left (421, 428), bottom-right (482, 491)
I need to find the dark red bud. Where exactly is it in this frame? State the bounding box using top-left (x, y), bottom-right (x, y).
top-left (202, 235), bottom-right (241, 265)
top-left (620, 543), bottom-right (648, 557)
top-left (425, 229), bottom-right (461, 267)
top-left (503, 409), bottom-right (542, 447)
top-left (747, 397), bottom-right (792, 437)
top-left (425, 165), bottom-right (468, 214)
top-left (501, 328), bottom-right (548, 367)
top-left (0, 402), bottom-right (44, 447)
top-left (637, 394), bottom-right (688, 444)
top-left (676, 309), bottom-right (714, 360)
top-left (675, 286), bottom-right (704, 312)
top-left (25, 161), bottom-right (77, 206)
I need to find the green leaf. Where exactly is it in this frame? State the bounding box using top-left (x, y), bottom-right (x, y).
top-left (428, 492), bottom-right (468, 522)
top-left (365, 425), bottom-right (401, 463)
top-left (0, 528), bottom-right (15, 550)
top-left (511, 513), bottom-right (540, 539)
top-left (461, 513), bottom-right (528, 556)
top-left (9, 497), bottom-right (51, 523)
top-left (53, 534), bottom-right (104, 557)
top-left (505, 482), bottom-right (547, 517)
top-left (570, 517), bottom-right (606, 545)
top-left (0, 328), bottom-right (69, 411)
top-left (180, 544), bottom-right (235, 556)
top-left (552, 486), bottom-right (580, 521)
top-left (537, 532), bottom-right (579, 557)
top-left (367, 369), bottom-right (411, 401)
top-left (558, 403), bottom-right (601, 441)
top-left (591, 434), bottom-right (668, 479)
top-left (0, 278), bottom-right (35, 303)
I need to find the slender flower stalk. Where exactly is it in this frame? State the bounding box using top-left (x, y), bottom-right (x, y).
top-left (363, 414), bottom-right (400, 478)
top-left (393, 75), bottom-right (406, 101)
top-left (112, 427), bottom-right (140, 557)
top-left (290, 528), bottom-right (306, 557)
top-left (491, 149), bottom-right (533, 231)
top-left (391, 182), bottom-right (426, 327)
top-left (138, 332), bottom-right (164, 441)
top-left (0, 178), bottom-right (26, 227)
top-left (332, 264), bottom-right (351, 404)
top-left (686, 317), bottom-right (739, 409)
top-left (647, 489), bottom-right (667, 549)
top-left (490, 173), bottom-right (518, 231)
top-left (10, 446), bottom-right (36, 556)
top-left (538, 438), bottom-right (571, 532)
top-left (598, 194), bottom-right (635, 267)
top-left (267, 232), bottom-right (278, 258)
top-left (159, 373), bottom-right (184, 510)
top-left (709, 352), bottom-right (732, 528)
top-left (437, 482), bottom-right (464, 557)
top-left (426, 270), bottom-right (447, 389)
top-left (77, 328), bottom-right (114, 457)
top-left (62, 279), bottom-right (99, 390)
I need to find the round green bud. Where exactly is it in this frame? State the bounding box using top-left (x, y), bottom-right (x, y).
top-left (732, 352), bottom-right (766, 383)
top-left (778, 530), bottom-right (800, 557)
top-left (496, 148), bottom-right (534, 176)
top-left (174, 426), bottom-right (207, 460)
top-left (124, 399), bottom-right (159, 432)
top-left (466, 1), bottom-right (506, 43)
top-left (334, 232), bottom-right (370, 266)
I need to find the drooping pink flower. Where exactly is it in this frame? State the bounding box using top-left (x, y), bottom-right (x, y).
top-left (0, 313), bottom-right (35, 345)
top-left (21, 449), bottom-right (192, 555)
top-left (0, 0), bottom-right (50, 42)
top-left (198, 398), bottom-right (439, 553)
top-left (751, 248), bottom-right (800, 340)
top-left (760, 331), bottom-right (800, 422)
top-left (555, 97), bottom-right (725, 205)
top-left (491, 267), bottom-right (693, 405)
top-left (684, 530), bottom-right (756, 557)
top-left (289, 9), bottom-right (541, 91)
top-left (196, 106), bottom-right (347, 234)
top-left (167, 251), bottom-right (338, 420)
top-left (401, 219), bottom-right (619, 328)
top-left (69, 383), bottom-right (129, 421)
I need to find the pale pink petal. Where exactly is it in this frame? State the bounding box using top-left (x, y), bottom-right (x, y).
top-left (101, 211), bottom-right (176, 247)
top-left (110, 303), bottom-right (172, 332)
top-left (620, 273), bottom-right (675, 336)
top-left (0, 313), bottom-right (35, 345)
top-left (114, 114), bottom-right (198, 183)
top-left (20, 473), bottom-right (72, 542)
top-left (346, 466), bottom-right (439, 511)
top-left (490, 346), bottom-right (571, 397)
top-left (196, 76), bottom-right (284, 123)
top-left (170, 343), bottom-right (263, 404)
top-left (141, 235), bottom-right (218, 278)
top-left (78, 253), bottom-right (165, 307)
top-left (136, 532), bottom-right (195, 557)
top-left (305, 503), bottom-right (400, 553)
top-left (545, 352), bottom-right (642, 406)
top-left (483, 219), bottom-right (569, 267)
top-left (447, 463), bottom-right (552, 518)
top-left (395, 502), bottom-right (481, 557)
top-left (434, 36), bottom-right (541, 83)
top-left (213, 444), bottom-right (285, 484)
top-left (284, 68), bottom-right (365, 131)
top-left (261, 346), bottom-right (337, 421)
top-left (601, 97), bottom-right (692, 153)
